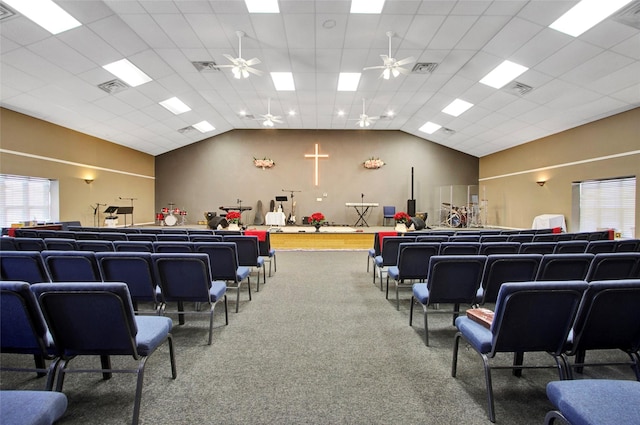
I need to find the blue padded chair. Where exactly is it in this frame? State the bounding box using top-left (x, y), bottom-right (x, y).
top-left (31, 282), bottom-right (176, 425)
top-left (585, 252), bottom-right (640, 281)
top-left (43, 238), bottom-right (78, 251)
top-left (126, 233), bottom-right (157, 242)
top-left (439, 242), bottom-right (481, 255)
top-left (0, 390), bottom-right (68, 425)
top-left (415, 235), bottom-right (449, 243)
top-left (222, 235), bottom-right (266, 291)
top-left (152, 253), bottom-right (228, 344)
top-left (13, 237), bottom-right (46, 251)
top-left (533, 233), bottom-right (562, 242)
top-left (409, 255), bottom-right (486, 346)
top-left (253, 231), bottom-right (277, 277)
top-left (1, 236), bottom-right (16, 250)
top-left (382, 206), bottom-right (395, 226)
top-left (74, 231), bottom-right (100, 240)
top-left (448, 235), bottom-right (480, 242)
top-left (98, 232), bottom-right (128, 241)
top-left (564, 279), bottom-right (640, 380)
top-left (506, 234), bottom-right (534, 243)
top-left (368, 231), bottom-right (397, 274)
top-left (476, 254), bottom-right (543, 305)
top-left (96, 252), bottom-right (164, 315)
top-left (156, 233), bottom-right (190, 241)
top-left (519, 242), bottom-right (556, 254)
top-left (0, 251), bottom-right (51, 283)
top-left (0, 281), bottom-right (59, 390)
top-left (189, 235), bottom-right (223, 243)
top-left (586, 239), bottom-right (617, 254)
top-left (373, 236), bottom-right (406, 289)
top-left (76, 239), bottom-right (115, 252)
top-left (386, 242), bottom-right (439, 311)
top-left (152, 241), bottom-right (193, 253)
top-left (553, 240), bottom-right (588, 254)
top-left (544, 379), bottom-right (640, 425)
top-left (479, 242), bottom-right (520, 255)
top-left (479, 235), bottom-right (509, 243)
top-left (615, 239), bottom-right (640, 252)
top-left (536, 253), bottom-right (594, 281)
top-left (452, 280), bottom-right (588, 423)
top-left (193, 242), bottom-right (251, 313)
top-left (113, 240), bottom-right (154, 252)
top-left (188, 229), bottom-right (214, 236)
top-left (41, 250), bottom-right (101, 282)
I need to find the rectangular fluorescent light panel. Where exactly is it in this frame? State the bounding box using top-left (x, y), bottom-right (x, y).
top-left (442, 99), bottom-right (474, 117)
top-left (549, 0), bottom-right (634, 37)
top-left (193, 121), bottom-right (215, 133)
top-left (480, 60), bottom-right (529, 89)
top-left (419, 122), bottom-right (442, 135)
top-left (350, 0), bottom-right (385, 14)
top-left (337, 73), bottom-right (361, 91)
top-left (159, 97), bottom-right (191, 115)
top-left (245, 0), bottom-right (279, 13)
top-left (271, 72), bottom-right (295, 91)
top-left (4, 0), bottom-right (81, 34)
top-left (102, 59), bottom-right (152, 87)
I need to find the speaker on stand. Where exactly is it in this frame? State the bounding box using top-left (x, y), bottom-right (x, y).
top-left (407, 166), bottom-right (416, 216)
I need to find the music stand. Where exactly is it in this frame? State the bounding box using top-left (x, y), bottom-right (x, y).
top-left (104, 206), bottom-right (118, 218)
top-left (117, 206), bottom-right (134, 227)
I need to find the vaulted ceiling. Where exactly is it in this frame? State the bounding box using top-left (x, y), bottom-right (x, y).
top-left (1, 0), bottom-right (639, 157)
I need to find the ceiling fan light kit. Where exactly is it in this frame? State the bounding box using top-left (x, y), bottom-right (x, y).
top-left (363, 31), bottom-right (415, 80)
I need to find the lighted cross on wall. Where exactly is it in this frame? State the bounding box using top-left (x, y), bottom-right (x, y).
top-left (304, 143), bottom-right (329, 186)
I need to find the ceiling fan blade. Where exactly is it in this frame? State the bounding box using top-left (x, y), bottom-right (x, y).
top-left (246, 67), bottom-right (263, 76)
top-left (272, 118), bottom-right (284, 123)
top-left (395, 56), bottom-right (416, 66)
top-left (363, 65), bottom-right (385, 71)
top-left (223, 54), bottom-right (238, 63)
top-left (395, 66), bottom-right (411, 75)
top-left (245, 57), bottom-right (261, 66)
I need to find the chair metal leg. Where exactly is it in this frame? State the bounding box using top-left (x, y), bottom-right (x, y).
top-left (167, 334), bottom-right (177, 378)
top-left (409, 296), bottom-right (415, 326)
top-left (543, 411), bottom-right (568, 425)
top-left (132, 357), bottom-right (148, 425)
top-left (223, 295), bottom-right (228, 325)
top-left (481, 354), bottom-right (496, 423)
top-left (423, 305), bottom-right (430, 346)
top-left (100, 355), bottom-right (112, 380)
top-left (513, 352), bottom-right (524, 377)
top-left (208, 305), bottom-right (215, 345)
top-left (235, 285), bottom-right (241, 313)
top-left (395, 282), bottom-right (400, 311)
top-left (452, 332), bottom-right (461, 377)
top-left (385, 276), bottom-right (390, 299)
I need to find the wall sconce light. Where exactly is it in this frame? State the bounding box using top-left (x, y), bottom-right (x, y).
top-left (536, 181), bottom-right (546, 187)
top-left (84, 179), bottom-right (94, 184)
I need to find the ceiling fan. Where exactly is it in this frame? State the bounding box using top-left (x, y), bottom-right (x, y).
top-left (259, 98), bottom-right (283, 127)
top-left (363, 31), bottom-right (415, 80)
top-left (351, 99), bottom-right (379, 128)
top-left (217, 31), bottom-right (263, 79)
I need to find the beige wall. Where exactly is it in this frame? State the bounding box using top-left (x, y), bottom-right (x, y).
top-left (0, 108), bottom-right (155, 227)
top-left (479, 108), bottom-right (640, 234)
top-left (155, 129), bottom-right (479, 226)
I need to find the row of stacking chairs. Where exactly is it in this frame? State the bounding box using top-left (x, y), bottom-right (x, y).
top-left (451, 279), bottom-right (640, 422)
top-left (404, 252), bottom-right (640, 343)
top-left (0, 280), bottom-right (176, 425)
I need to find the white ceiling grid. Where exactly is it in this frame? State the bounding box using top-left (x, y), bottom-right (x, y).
top-left (0, 0), bottom-right (638, 157)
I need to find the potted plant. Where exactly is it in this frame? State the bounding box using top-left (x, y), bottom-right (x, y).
top-left (393, 211), bottom-right (411, 232)
top-left (226, 211), bottom-right (242, 230)
top-left (310, 212), bottom-right (325, 232)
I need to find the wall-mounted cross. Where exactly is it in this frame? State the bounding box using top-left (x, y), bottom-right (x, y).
top-left (304, 143), bottom-right (329, 186)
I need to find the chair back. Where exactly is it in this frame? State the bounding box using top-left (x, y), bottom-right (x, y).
top-left (126, 233), bottom-right (157, 242)
top-left (74, 231), bottom-right (100, 240)
top-left (189, 235), bottom-right (223, 243)
top-left (13, 237), bottom-right (46, 251)
top-left (491, 281), bottom-right (587, 355)
top-left (533, 234), bottom-right (561, 242)
top-left (553, 240), bottom-right (588, 254)
top-left (152, 253), bottom-right (213, 302)
top-left (586, 240), bottom-right (617, 254)
top-left (0, 251), bottom-right (51, 283)
top-left (519, 242), bottom-right (556, 254)
top-left (378, 237), bottom-right (407, 267)
top-left (193, 242), bottom-right (240, 282)
top-left (156, 234), bottom-right (190, 242)
top-left (615, 239), bottom-right (640, 252)
top-left (0, 281), bottom-right (53, 356)
top-left (383, 206), bottom-right (395, 217)
top-left (113, 241), bottom-right (154, 252)
top-left (449, 235), bottom-right (480, 243)
top-left (479, 254), bottom-right (543, 304)
top-left (96, 252), bottom-right (160, 304)
top-left (43, 238), bottom-right (78, 251)
top-left (480, 242), bottom-right (520, 255)
top-left (507, 234), bottom-right (534, 243)
top-left (0, 236), bottom-right (16, 251)
top-left (536, 254), bottom-right (594, 281)
top-left (415, 235), bottom-right (449, 243)
top-left (152, 241), bottom-right (193, 253)
top-left (31, 282), bottom-right (138, 357)
top-left (569, 279), bottom-right (640, 355)
top-left (41, 250), bottom-right (101, 282)
top-left (222, 236), bottom-right (260, 267)
top-left (76, 240), bottom-right (115, 252)
top-left (480, 235), bottom-right (509, 243)
top-left (439, 242), bottom-right (481, 255)
top-left (395, 243), bottom-right (439, 281)
top-left (98, 232), bottom-right (128, 241)
top-left (585, 252), bottom-right (640, 281)
top-left (426, 255), bottom-right (486, 304)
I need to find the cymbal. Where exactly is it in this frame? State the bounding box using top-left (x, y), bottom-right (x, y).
top-left (442, 202), bottom-right (451, 206)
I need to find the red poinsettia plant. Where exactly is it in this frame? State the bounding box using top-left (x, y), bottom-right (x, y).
top-left (226, 211), bottom-right (241, 224)
top-left (394, 211), bottom-right (411, 224)
top-left (310, 212), bottom-right (325, 226)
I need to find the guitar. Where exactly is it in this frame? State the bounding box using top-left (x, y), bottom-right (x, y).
top-left (287, 200), bottom-right (296, 225)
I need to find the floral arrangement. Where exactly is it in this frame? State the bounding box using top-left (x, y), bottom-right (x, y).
top-left (394, 211), bottom-right (411, 224)
top-left (254, 157), bottom-right (275, 169)
top-left (226, 211), bottom-right (241, 224)
top-left (363, 157), bottom-right (385, 169)
top-left (310, 212), bottom-right (325, 226)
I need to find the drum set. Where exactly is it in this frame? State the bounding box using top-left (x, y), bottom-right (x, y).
top-left (440, 203), bottom-right (478, 228)
top-left (156, 203), bottom-right (187, 226)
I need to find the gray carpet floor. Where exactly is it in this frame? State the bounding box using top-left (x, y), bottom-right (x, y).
top-left (1, 250), bottom-right (634, 424)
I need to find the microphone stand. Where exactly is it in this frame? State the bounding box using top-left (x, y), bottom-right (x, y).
top-left (282, 189), bottom-right (301, 225)
top-left (93, 203), bottom-right (106, 227)
top-left (119, 197), bottom-right (137, 227)
top-left (237, 198), bottom-right (243, 227)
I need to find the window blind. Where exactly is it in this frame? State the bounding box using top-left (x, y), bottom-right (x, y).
top-left (0, 174), bottom-right (51, 228)
top-left (579, 177), bottom-right (636, 238)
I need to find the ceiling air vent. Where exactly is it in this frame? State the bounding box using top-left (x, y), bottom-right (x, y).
top-left (178, 126), bottom-right (196, 134)
top-left (97, 79), bottom-right (130, 94)
top-left (0, 2), bottom-right (17, 21)
top-left (442, 127), bottom-right (455, 135)
top-left (612, 0), bottom-right (640, 30)
top-left (506, 81), bottom-right (533, 96)
top-left (241, 114), bottom-right (256, 120)
top-left (192, 61), bottom-right (220, 72)
top-left (411, 62), bottom-right (439, 74)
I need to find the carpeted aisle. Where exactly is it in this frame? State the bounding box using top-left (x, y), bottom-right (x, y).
top-left (2, 251), bottom-right (630, 424)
